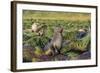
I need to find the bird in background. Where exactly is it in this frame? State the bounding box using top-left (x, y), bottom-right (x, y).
top-left (76, 28), bottom-right (87, 39)
top-left (43, 27), bottom-right (63, 56)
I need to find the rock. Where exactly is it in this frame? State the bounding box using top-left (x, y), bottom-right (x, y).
top-left (52, 54), bottom-right (68, 61)
top-left (78, 51), bottom-right (91, 59)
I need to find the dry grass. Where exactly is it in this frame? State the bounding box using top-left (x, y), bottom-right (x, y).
top-left (23, 10), bottom-right (91, 22)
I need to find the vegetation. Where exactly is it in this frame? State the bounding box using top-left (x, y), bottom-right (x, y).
top-left (23, 10), bottom-right (91, 62)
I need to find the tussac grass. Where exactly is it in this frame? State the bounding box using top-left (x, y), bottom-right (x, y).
top-left (23, 10), bottom-right (91, 62)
